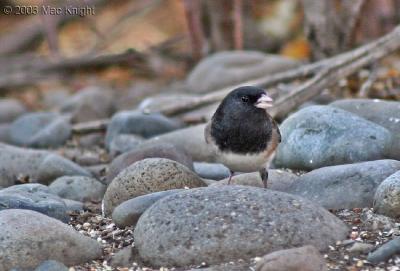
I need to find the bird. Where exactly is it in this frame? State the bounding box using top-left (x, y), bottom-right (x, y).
top-left (204, 86), bottom-right (281, 188)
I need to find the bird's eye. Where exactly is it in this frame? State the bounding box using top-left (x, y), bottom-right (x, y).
top-left (241, 96), bottom-right (249, 103)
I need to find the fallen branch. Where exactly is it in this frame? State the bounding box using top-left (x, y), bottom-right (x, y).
top-left (72, 119), bottom-right (109, 134)
top-left (153, 24), bottom-right (400, 117)
top-left (0, 50), bottom-right (149, 88)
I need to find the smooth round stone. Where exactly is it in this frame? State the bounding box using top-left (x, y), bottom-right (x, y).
top-left (274, 105), bottom-right (392, 170)
top-left (186, 51), bottom-right (300, 93)
top-left (374, 170), bottom-right (400, 218)
top-left (9, 112), bottom-right (71, 148)
top-left (0, 99), bottom-right (27, 123)
top-left (134, 186), bottom-right (348, 267)
top-left (106, 143), bottom-right (193, 183)
top-left (330, 99), bottom-right (400, 160)
top-left (0, 143), bottom-right (91, 188)
top-left (103, 158), bottom-right (206, 216)
top-left (105, 111), bottom-right (181, 149)
top-left (109, 134), bottom-right (144, 157)
top-left (59, 86), bottom-right (115, 123)
top-left (63, 199), bottom-right (84, 213)
top-left (112, 189), bottom-right (184, 227)
top-left (144, 124), bottom-right (215, 162)
top-left (288, 160), bottom-right (400, 209)
top-left (255, 246), bottom-right (327, 271)
top-left (0, 123), bottom-right (11, 143)
top-left (49, 176), bottom-right (106, 203)
top-left (0, 184), bottom-right (69, 222)
top-left (0, 209), bottom-right (102, 270)
top-left (193, 162), bottom-right (230, 180)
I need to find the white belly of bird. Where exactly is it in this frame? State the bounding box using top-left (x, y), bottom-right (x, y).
top-left (215, 151), bottom-right (268, 173)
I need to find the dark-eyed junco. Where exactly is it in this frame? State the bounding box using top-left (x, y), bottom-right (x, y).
top-left (205, 86), bottom-right (281, 188)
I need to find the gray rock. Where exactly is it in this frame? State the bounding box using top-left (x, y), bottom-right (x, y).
top-left (77, 132), bottom-right (104, 148)
top-left (59, 86), bottom-right (115, 123)
top-left (0, 123), bottom-right (11, 143)
top-left (0, 209), bottom-right (102, 270)
top-left (138, 94), bottom-right (198, 115)
top-left (134, 186), bottom-right (348, 267)
top-left (347, 242), bottom-right (374, 254)
top-left (105, 111), bottom-right (181, 148)
top-left (106, 143), bottom-right (193, 183)
top-left (361, 209), bottom-right (397, 231)
top-left (212, 169), bottom-right (299, 192)
top-left (0, 184), bottom-right (69, 222)
top-left (187, 51), bottom-right (300, 93)
top-left (63, 199), bottom-right (84, 212)
top-left (10, 112), bottom-right (71, 148)
top-left (110, 247), bottom-right (137, 268)
top-left (109, 134), bottom-right (144, 157)
top-left (367, 237), bottom-right (400, 264)
top-left (85, 164), bottom-right (108, 181)
top-left (374, 170), bottom-right (400, 218)
top-left (34, 260), bottom-right (68, 271)
top-left (112, 189), bottom-right (184, 227)
top-left (103, 158), bottom-right (206, 216)
top-left (255, 245), bottom-right (327, 271)
top-left (0, 143), bottom-right (91, 187)
top-left (0, 99), bottom-right (27, 123)
top-left (330, 99), bottom-right (400, 159)
top-left (194, 162), bottom-right (230, 180)
top-left (42, 88), bottom-right (70, 110)
top-left (144, 124), bottom-right (215, 162)
top-left (49, 176), bottom-right (106, 202)
top-left (274, 105), bottom-right (392, 170)
top-left (287, 160), bottom-right (400, 209)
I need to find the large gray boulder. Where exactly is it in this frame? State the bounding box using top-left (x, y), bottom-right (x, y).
top-left (134, 186), bottom-right (348, 267)
top-left (330, 99), bottom-right (400, 160)
top-left (274, 105), bottom-right (392, 170)
top-left (0, 209), bottom-right (102, 270)
top-left (287, 160), bottom-right (400, 209)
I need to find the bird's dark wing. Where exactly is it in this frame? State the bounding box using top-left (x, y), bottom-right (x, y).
top-left (273, 120), bottom-right (281, 143)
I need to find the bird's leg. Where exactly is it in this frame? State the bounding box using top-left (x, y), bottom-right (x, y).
top-left (259, 168), bottom-right (268, 188)
top-left (227, 170), bottom-right (235, 185)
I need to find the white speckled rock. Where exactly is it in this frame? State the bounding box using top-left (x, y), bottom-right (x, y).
top-left (103, 158), bottom-right (206, 216)
top-left (374, 170), bottom-right (400, 218)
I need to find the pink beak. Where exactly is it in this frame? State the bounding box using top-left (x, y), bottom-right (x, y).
top-left (255, 93), bottom-right (273, 109)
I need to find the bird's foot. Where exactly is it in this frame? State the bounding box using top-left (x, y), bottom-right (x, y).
top-left (227, 170), bottom-right (234, 185)
top-left (259, 169), bottom-right (268, 188)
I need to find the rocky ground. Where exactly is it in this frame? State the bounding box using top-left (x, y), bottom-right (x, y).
top-left (1, 51), bottom-right (400, 271)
